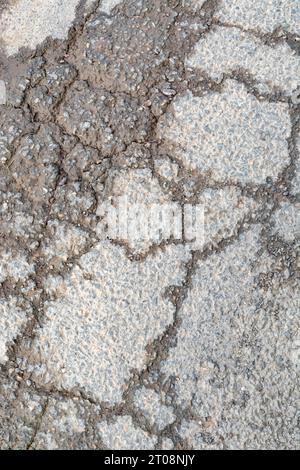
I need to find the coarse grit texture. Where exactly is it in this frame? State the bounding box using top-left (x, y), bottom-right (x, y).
top-left (0, 0), bottom-right (299, 450)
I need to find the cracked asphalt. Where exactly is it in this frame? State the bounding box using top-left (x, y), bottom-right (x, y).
top-left (0, 0), bottom-right (299, 450)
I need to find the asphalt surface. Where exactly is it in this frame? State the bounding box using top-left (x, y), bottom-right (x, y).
top-left (0, 0), bottom-right (299, 450)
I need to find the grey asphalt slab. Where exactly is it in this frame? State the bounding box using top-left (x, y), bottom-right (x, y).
top-left (0, 0), bottom-right (299, 450)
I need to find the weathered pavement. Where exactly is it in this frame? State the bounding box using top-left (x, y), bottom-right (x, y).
top-left (0, 0), bottom-right (299, 450)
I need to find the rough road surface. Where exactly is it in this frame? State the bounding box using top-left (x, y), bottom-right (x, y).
top-left (0, 0), bottom-right (299, 450)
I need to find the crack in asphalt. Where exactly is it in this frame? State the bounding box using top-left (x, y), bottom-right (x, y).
top-left (0, 0), bottom-right (299, 450)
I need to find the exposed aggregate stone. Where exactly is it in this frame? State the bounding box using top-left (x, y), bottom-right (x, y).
top-left (0, 0), bottom-right (299, 451)
top-left (158, 80), bottom-right (291, 184)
